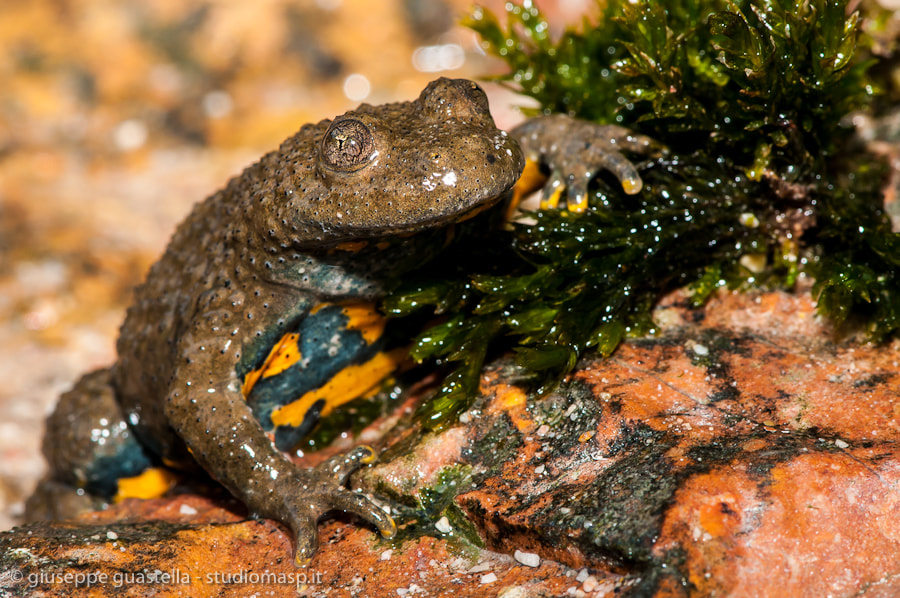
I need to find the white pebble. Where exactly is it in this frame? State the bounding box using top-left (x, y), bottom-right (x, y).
top-left (435, 516), bottom-right (452, 534)
top-left (582, 575), bottom-right (599, 592)
top-left (514, 550), bottom-right (540, 568)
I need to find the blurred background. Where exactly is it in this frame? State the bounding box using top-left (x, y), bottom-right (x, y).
top-left (0, 0), bottom-right (590, 529)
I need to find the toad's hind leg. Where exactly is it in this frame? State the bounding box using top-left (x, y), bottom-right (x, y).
top-left (26, 368), bottom-right (158, 520)
top-left (166, 325), bottom-right (395, 567)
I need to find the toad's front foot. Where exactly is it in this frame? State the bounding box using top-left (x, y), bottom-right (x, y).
top-left (511, 114), bottom-right (663, 213)
top-left (277, 446), bottom-right (396, 566)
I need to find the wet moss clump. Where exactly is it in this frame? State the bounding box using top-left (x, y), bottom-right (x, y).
top-left (386, 0), bottom-right (900, 429)
top-left (387, 465), bottom-right (485, 550)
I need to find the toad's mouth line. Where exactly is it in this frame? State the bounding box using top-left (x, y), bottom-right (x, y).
top-left (315, 185), bottom-right (516, 242)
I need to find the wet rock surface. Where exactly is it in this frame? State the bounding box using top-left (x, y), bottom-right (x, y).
top-left (4, 288), bottom-right (899, 597)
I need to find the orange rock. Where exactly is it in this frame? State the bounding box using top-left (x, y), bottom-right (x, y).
top-left (5, 288), bottom-right (900, 597)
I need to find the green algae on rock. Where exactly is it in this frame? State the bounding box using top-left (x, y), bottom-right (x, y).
top-left (387, 0), bottom-right (900, 430)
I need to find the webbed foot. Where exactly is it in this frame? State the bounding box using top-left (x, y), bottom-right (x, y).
top-left (280, 446), bottom-right (396, 566)
top-left (510, 114), bottom-right (663, 213)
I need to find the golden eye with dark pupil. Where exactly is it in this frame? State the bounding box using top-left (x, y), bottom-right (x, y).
top-left (321, 119), bottom-right (375, 172)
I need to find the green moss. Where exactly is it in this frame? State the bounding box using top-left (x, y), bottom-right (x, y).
top-left (387, 465), bottom-right (484, 550)
top-left (469, 0), bottom-right (874, 174)
top-left (385, 0), bottom-right (900, 429)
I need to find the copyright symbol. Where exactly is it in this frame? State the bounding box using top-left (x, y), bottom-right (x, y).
top-left (10, 569), bottom-right (23, 582)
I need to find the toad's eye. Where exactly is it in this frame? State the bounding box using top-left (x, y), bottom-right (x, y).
top-left (321, 119), bottom-right (375, 172)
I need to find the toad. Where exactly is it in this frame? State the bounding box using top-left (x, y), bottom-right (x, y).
top-left (31, 78), bottom-right (655, 565)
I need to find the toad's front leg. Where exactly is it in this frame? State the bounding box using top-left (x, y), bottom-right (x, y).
top-left (165, 332), bottom-right (396, 566)
top-left (510, 114), bottom-right (663, 213)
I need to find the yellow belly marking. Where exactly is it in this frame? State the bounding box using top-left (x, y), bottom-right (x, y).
top-left (271, 348), bottom-right (407, 428)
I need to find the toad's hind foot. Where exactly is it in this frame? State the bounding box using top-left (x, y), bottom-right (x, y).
top-left (316, 445), bottom-right (379, 483)
top-left (286, 446), bottom-right (396, 566)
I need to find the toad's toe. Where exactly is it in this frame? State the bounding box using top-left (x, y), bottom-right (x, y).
top-left (316, 445), bottom-right (377, 485)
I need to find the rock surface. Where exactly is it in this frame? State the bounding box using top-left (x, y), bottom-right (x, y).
top-left (4, 288), bottom-right (899, 597)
